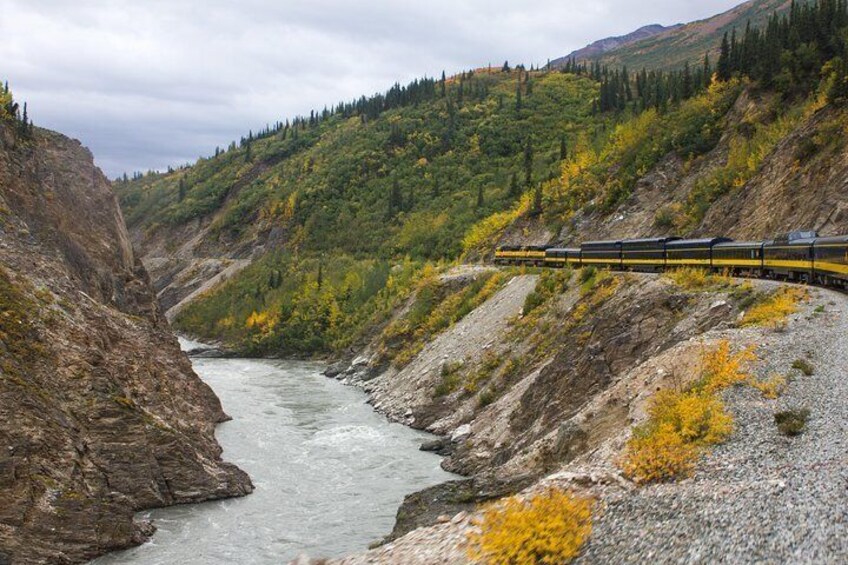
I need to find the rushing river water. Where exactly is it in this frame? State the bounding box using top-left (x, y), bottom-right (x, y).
top-left (92, 339), bottom-right (455, 564)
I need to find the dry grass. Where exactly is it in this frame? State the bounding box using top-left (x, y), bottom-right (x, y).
top-left (467, 488), bottom-right (592, 565)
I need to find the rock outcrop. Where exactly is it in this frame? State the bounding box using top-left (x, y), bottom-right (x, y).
top-left (0, 123), bottom-right (252, 564)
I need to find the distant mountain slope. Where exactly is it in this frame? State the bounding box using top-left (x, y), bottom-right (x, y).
top-left (550, 24), bottom-right (680, 68)
top-left (553, 0), bottom-right (791, 70)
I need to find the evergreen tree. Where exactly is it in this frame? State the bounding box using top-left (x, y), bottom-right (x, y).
top-left (387, 179), bottom-right (403, 218)
top-left (502, 60), bottom-right (510, 72)
top-left (533, 181), bottom-right (543, 216)
top-left (682, 62), bottom-right (694, 99)
top-left (476, 184), bottom-right (484, 208)
top-left (178, 178), bottom-right (187, 202)
top-left (515, 83), bottom-right (523, 112)
top-left (523, 138), bottom-right (533, 189)
top-left (703, 53), bottom-right (712, 87)
top-left (559, 134), bottom-right (568, 161)
top-left (405, 183), bottom-right (415, 211)
top-left (440, 70), bottom-right (446, 97)
top-left (509, 171), bottom-right (520, 198)
top-left (717, 32), bottom-right (731, 81)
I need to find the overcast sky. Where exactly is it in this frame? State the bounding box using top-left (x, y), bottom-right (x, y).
top-left (1, 0), bottom-right (742, 177)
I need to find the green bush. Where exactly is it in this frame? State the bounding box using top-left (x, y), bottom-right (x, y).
top-left (791, 359), bottom-right (815, 376)
top-left (775, 408), bottom-right (810, 436)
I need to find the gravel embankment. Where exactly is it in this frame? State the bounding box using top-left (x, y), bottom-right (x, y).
top-left (577, 284), bottom-right (848, 563)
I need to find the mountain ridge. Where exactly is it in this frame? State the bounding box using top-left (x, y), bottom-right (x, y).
top-left (551, 0), bottom-right (792, 70)
top-left (550, 24), bottom-right (681, 68)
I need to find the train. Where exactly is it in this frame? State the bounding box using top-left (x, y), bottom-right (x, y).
top-left (495, 231), bottom-right (848, 289)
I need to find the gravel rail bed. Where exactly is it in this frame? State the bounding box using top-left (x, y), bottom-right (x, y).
top-left (577, 285), bottom-right (848, 563)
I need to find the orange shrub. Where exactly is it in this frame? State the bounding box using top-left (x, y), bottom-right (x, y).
top-left (467, 488), bottom-right (592, 565)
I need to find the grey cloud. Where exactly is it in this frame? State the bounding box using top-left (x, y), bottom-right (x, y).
top-left (0, 0), bottom-right (742, 177)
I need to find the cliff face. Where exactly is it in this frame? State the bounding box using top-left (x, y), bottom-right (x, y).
top-left (0, 124), bottom-right (252, 564)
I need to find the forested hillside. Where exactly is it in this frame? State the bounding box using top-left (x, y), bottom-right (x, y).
top-left (119, 0), bottom-right (848, 357)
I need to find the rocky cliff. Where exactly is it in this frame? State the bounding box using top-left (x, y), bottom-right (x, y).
top-left (0, 123), bottom-right (252, 564)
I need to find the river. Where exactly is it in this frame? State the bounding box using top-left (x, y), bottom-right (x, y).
top-left (91, 339), bottom-right (456, 564)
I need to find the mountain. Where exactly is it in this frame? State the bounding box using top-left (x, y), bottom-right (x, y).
top-left (550, 24), bottom-right (681, 68)
top-left (552, 0), bottom-right (791, 70)
top-left (0, 101), bottom-right (251, 562)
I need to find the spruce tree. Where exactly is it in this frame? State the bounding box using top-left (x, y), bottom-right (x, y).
top-left (717, 32), bottom-right (731, 81)
top-left (387, 179), bottom-right (403, 219)
top-left (533, 181), bottom-right (543, 216)
top-left (523, 138), bottom-right (533, 189)
top-left (703, 53), bottom-right (712, 87)
top-left (559, 135), bottom-right (568, 161)
top-left (509, 172), bottom-right (520, 198)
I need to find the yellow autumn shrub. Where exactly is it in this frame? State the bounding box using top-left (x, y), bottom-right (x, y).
top-left (741, 287), bottom-right (806, 328)
top-left (620, 424), bottom-right (698, 482)
top-left (666, 267), bottom-right (732, 291)
top-left (467, 488), bottom-right (592, 565)
top-left (648, 389), bottom-right (734, 445)
top-left (621, 340), bottom-right (754, 484)
top-left (750, 374), bottom-right (787, 399)
top-left (698, 340), bottom-right (756, 393)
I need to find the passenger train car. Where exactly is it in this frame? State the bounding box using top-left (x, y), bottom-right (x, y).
top-left (494, 231), bottom-right (848, 289)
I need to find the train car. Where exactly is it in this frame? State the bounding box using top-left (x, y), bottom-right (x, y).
top-left (813, 235), bottom-right (848, 287)
top-left (544, 248), bottom-right (580, 268)
top-left (581, 240), bottom-right (622, 269)
top-left (522, 245), bottom-right (548, 266)
top-left (712, 240), bottom-right (764, 276)
top-left (494, 245), bottom-right (548, 266)
top-left (621, 237), bottom-right (681, 272)
top-left (763, 231), bottom-right (817, 282)
top-left (665, 237), bottom-right (732, 268)
top-left (494, 245), bottom-right (520, 265)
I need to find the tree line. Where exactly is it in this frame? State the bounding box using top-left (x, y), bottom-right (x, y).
top-left (0, 82), bottom-right (34, 138)
top-left (717, 0), bottom-right (848, 100)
